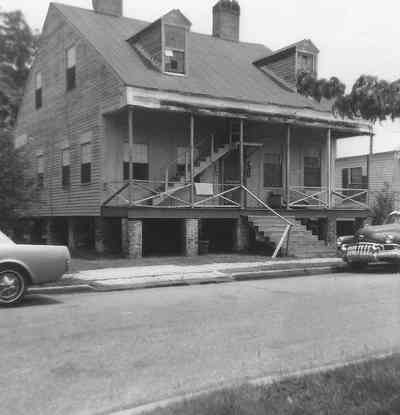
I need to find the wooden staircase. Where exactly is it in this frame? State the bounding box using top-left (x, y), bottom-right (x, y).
top-left (247, 215), bottom-right (336, 258)
top-left (153, 143), bottom-right (233, 206)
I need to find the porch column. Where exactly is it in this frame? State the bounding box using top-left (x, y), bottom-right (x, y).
top-left (367, 133), bottom-right (374, 205)
top-left (190, 114), bottom-right (195, 206)
top-left (128, 108), bottom-right (134, 205)
top-left (327, 128), bottom-right (333, 208)
top-left (239, 118), bottom-right (245, 208)
top-left (184, 219), bottom-right (199, 256)
top-left (285, 125), bottom-right (291, 208)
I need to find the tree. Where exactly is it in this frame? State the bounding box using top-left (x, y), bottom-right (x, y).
top-left (0, 128), bottom-right (34, 231)
top-left (0, 10), bottom-right (37, 230)
top-left (297, 70), bottom-right (400, 123)
top-left (370, 183), bottom-right (395, 225)
top-left (0, 10), bottom-right (38, 128)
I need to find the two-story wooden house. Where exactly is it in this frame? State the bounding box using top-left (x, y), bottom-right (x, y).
top-left (15, 0), bottom-right (373, 258)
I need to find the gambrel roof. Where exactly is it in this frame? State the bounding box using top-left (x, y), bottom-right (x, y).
top-left (53, 3), bottom-right (333, 114)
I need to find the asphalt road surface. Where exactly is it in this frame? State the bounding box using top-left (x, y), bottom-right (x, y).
top-left (2, 271), bottom-right (400, 415)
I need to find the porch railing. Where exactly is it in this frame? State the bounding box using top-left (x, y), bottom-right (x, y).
top-left (332, 188), bottom-right (370, 210)
top-left (288, 186), bottom-right (329, 208)
top-left (103, 181), bottom-right (242, 208)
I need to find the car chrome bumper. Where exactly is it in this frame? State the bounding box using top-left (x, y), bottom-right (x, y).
top-left (343, 242), bottom-right (400, 264)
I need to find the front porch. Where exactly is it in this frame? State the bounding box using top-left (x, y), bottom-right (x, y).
top-left (101, 106), bottom-right (372, 258)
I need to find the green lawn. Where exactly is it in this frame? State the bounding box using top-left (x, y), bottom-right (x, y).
top-left (147, 355), bottom-right (400, 415)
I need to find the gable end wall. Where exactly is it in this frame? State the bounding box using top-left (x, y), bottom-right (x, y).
top-left (15, 5), bottom-right (125, 217)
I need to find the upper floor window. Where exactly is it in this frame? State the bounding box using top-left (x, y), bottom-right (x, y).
top-left (123, 143), bottom-right (149, 180)
top-left (35, 72), bottom-right (42, 109)
top-left (37, 154), bottom-right (44, 189)
top-left (61, 147), bottom-right (71, 188)
top-left (264, 153), bottom-right (283, 188)
top-left (298, 52), bottom-right (315, 73)
top-left (164, 25), bottom-right (186, 74)
top-left (81, 141), bottom-right (92, 184)
top-left (66, 46), bottom-right (76, 91)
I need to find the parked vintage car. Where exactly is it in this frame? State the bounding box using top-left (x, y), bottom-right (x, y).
top-left (0, 230), bottom-right (70, 305)
top-left (337, 211), bottom-right (400, 268)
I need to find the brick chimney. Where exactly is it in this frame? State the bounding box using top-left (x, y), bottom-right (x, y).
top-left (92, 0), bottom-right (123, 17)
top-left (212, 0), bottom-right (240, 42)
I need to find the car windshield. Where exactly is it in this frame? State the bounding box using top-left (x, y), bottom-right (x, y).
top-left (0, 230), bottom-right (15, 245)
top-left (385, 212), bottom-right (400, 225)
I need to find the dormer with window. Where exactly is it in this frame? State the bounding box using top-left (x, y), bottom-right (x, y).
top-left (254, 39), bottom-right (319, 89)
top-left (127, 9), bottom-right (191, 76)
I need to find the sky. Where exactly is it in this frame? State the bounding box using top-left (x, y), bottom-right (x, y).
top-left (1, 0), bottom-right (400, 157)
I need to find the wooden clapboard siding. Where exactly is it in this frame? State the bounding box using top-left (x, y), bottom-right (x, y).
top-left (261, 52), bottom-right (297, 87)
top-left (336, 151), bottom-right (400, 208)
top-left (15, 5), bottom-right (125, 217)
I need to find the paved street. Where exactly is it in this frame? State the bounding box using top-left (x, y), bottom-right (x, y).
top-left (2, 272), bottom-right (400, 415)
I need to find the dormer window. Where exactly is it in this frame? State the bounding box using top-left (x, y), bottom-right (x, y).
top-left (128, 9), bottom-right (191, 76)
top-left (164, 25), bottom-right (186, 74)
top-left (297, 52), bottom-right (316, 73)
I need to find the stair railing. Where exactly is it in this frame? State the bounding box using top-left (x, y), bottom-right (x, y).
top-left (242, 185), bottom-right (295, 258)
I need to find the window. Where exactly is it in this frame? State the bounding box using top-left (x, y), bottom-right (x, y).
top-left (164, 25), bottom-right (186, 74)
top-left (37, 154), bottom-right (44, 189)
top-left (342, 167), bottom-right (365, 189)
top-left (298, 53), bottom-right (315, 73)
top-left (35, 72), bottom-right (42, 109)
top-left (123, 143), bottom-right (149, 180)
top-left (304, 156), bottom-right (321, 187)
top-left (61, 148), bottom-right (71, 188)
top-left (263, 153), bottom-right (282, 187)
top-left (66, 46), bottom-right (76, 91)
top-left (81, 142), bottom-right (92, 184)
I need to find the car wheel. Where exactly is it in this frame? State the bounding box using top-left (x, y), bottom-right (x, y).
top-left (0, 269), bottom-right (27, 306)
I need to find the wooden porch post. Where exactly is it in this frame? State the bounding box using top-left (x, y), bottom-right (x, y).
top-left (285, 125), bottom-right (291, 209)
top-left (327, 128), bottom-right (332, 208)
top-left (239, 118), bottom-right (245, 208)
top-left (190, 114), bottom-right (195, 206)
top-left (367, 133), bottom-right (374, 205)
top-left (128, 108), bottom-right (134, 204)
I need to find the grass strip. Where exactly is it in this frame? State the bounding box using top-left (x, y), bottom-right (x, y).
top-left (147, 354), bottom-right (400, 415)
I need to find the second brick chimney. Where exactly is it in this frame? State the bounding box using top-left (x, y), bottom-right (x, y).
top-left (92, 0), bottom-right (123, 17)
top-left (212, 0), bottom-right (240, 42)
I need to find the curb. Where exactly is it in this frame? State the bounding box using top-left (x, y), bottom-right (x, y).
top-left (27, 264), bottom-right (345, 296)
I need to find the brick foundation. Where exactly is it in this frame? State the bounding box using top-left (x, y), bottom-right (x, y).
top-left (184, 219), bottom-right (199, 256)
top-left (234, 217), bottom-right (250, 252)
top-left (326, 217), bottom-right (337, 248)
top-left (94, 217), bottom-right (106, 253)
top-left (127, 220), bottom-right (143, 259)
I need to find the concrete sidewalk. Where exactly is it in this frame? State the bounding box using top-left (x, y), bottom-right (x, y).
top-left (29, 256), bottom-right (346, 295)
